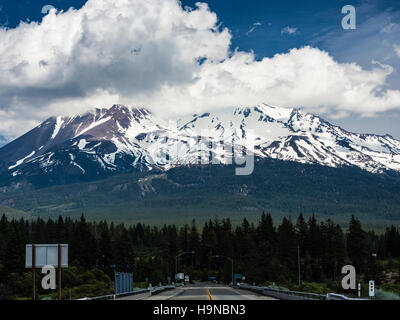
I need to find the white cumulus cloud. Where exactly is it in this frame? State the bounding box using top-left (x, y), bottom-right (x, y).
top-left (246, 22), bottom-right (262, 35)
top-left (394, 44), bottom-right (400, 57)
top-left (0, 0), bottom-right (400, 142)
top-left (281, 26), bottom-right (297, 35)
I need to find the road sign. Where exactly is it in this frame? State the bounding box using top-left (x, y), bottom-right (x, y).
top-left (26, 244), bottom-right (68, 268)
top-left (115, 271), bottom-right (133, 295)
top-left (369, 280), bottom-right (375, 297)
top-left (234, 274), bottom-right (242, 279)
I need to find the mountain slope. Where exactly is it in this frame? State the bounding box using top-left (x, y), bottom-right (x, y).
top-left (0, 159), bottom-right (399, 227)
top-left (1, 103), bottom-right (400, 188)
top-left (0, 205), bottom-right (31, 220)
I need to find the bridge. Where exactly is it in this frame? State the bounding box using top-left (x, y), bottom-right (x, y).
top-left (122, 282), bottom-right (277, 301)
top-left (88, 282), bottom-right (357, 301)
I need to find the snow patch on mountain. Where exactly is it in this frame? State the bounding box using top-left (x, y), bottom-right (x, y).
top-left (78, 139), bottom-right (88, 150)
top-left (8, 151), bottom-right (36, 170)
top-left (51, 116), bottom-right (64, 140)
top-left (1, 103), bottom-right (400, 184)
top-left (75, 116), bottom-right (112, 137)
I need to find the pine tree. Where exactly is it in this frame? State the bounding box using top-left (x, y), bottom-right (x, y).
top-left (0, 214), bottom-right (8, 266)
top-left (347, 215), bottom-right (369, 274)
top-left (114, 227), bottom-right (134, 272)
top-left (254, 213), bottom-right (279, 282)
top-left (385, 225), bottom-right (400, 258)
top-left (3, 225), bottom-right (24, 274)
top-left (296, 214), bottom-right (308, 252)
top-left (306, 215), bottom-right (324, 281)
top-left (71, 214), bottom-right (97, 269)
top-left (97, 221), bottom-right (113, 271)
top-left (277, 217), bottom-right (298, 281)
top-left (188, 220), bottom-right (200, 254)
top-left (258, 212), bottom-right (276, 246)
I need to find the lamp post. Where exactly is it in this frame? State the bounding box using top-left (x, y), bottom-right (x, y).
top-left (175, 251), bottom-right (195, 281)
top-left (215, 255), bottom-right (234, 286)
top-left (297, 246), bottom-right (301, 287)
top-left (371, 252), bottom-right (377, 281)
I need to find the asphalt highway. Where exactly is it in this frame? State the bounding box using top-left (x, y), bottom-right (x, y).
top-left (144, 282), bottom-right (277, 300)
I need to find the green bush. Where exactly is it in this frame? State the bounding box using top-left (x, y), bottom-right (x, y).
top-left (375, 289), bottom-right (400, 300)
top-left (294, 282), bottom-right (330, 294)
top-left (6, 267), bottom-right (114, 300)
top-left (380, 283), bottom-right (400, 296)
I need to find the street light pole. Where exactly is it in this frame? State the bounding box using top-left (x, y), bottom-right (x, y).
top-left (297, 246), bottom-right (301, 287)
top-left (175, 251), bottom-right (195, 281)
top-left (216, 255), bottom-right (234, 286)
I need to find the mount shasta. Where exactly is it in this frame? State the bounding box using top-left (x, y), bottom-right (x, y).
top-left (1, 103), bottom-right (400, 186)
top-left (1, 104), bottom-right (400, 226)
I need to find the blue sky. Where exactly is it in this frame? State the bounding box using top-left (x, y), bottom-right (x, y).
top-left (2, 1), bottom-right (397, 60)
top-left (2, 0), bottom-right (397, 64)
top-left (0, 0), bottom-right (400, 146)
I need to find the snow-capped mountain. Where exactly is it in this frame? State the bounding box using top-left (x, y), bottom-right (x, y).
top-left (1, 103), bottom-right (400, 187)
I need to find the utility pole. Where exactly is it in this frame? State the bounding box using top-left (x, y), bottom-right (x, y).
top-left (297, 246), bottom-right (301, 287)
top-left (216, 255), bottom-right (234, 286)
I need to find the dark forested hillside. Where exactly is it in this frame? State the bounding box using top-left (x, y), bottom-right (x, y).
top-left (1, 158), bottom-right (400, 228)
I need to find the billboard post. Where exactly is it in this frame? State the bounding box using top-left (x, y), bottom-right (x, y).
top-left (32, 244), bottom-right (36, 301)
top-left (58, 244), bottom-right (62, 300)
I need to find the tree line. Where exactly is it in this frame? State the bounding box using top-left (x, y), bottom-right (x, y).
top-left (0, 212), bottom-right (400, 298)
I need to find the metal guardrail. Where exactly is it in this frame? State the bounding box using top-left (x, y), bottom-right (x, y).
top-left (236, 283), bottom-right (368, 300)
top-left (150, 285), bottom-right (177, 294)
top-left (236, 283), bottom-right (326, 300)
top-left (325, 293), bottom-right (367, 300)
top-left (82, 284), bottom-right (183, 300)
top-left (82, 289), bottom-right (148, 300)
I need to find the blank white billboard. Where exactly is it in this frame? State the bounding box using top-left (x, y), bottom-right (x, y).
top-left (25, 244), bottom-right (68, 268)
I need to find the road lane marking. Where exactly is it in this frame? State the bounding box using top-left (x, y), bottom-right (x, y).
top-left (206, 287), bottom-right (213, 300)
top-left (166, 288), bottom-right (186, 300)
